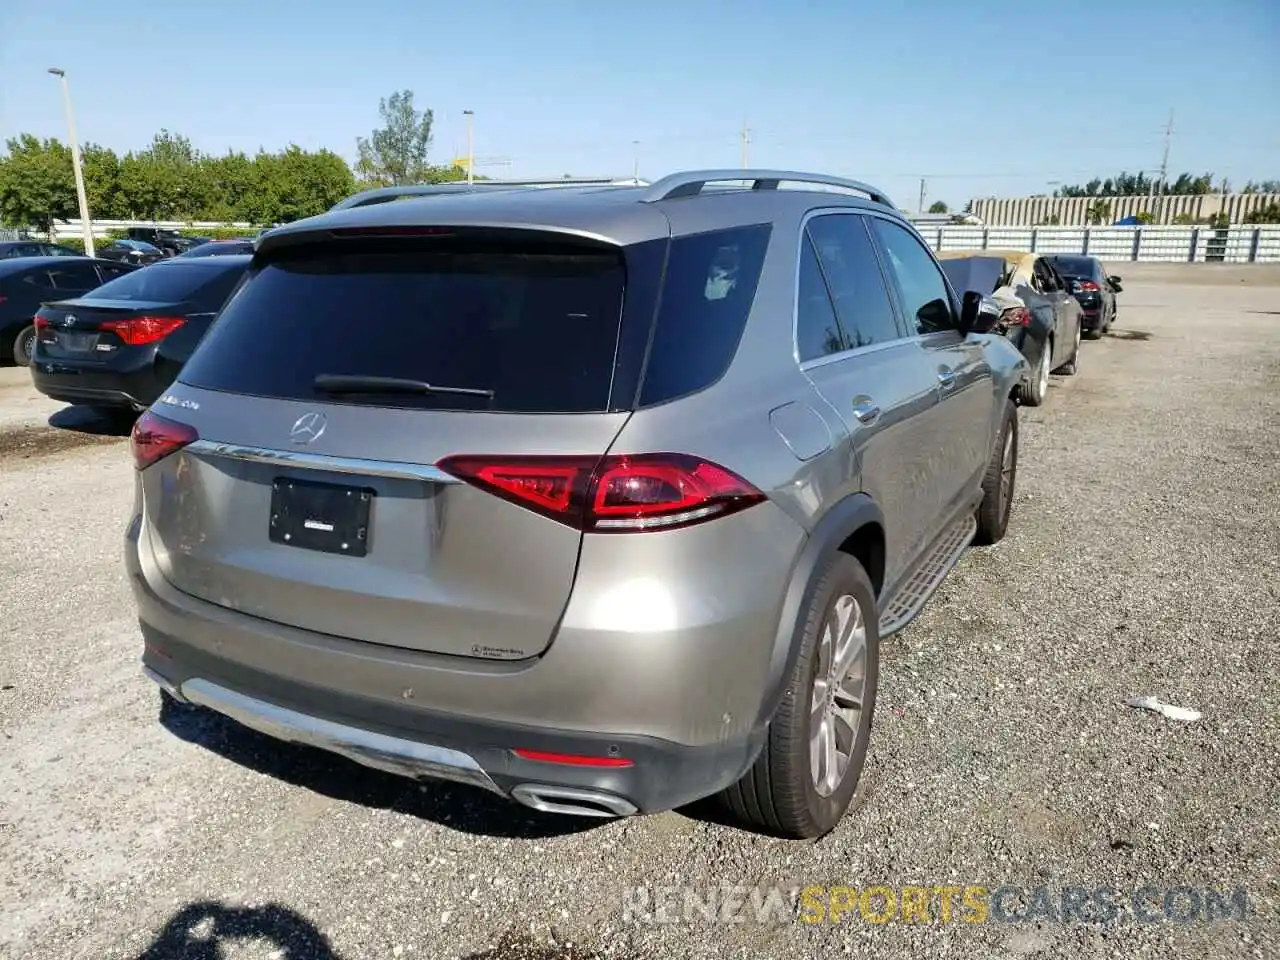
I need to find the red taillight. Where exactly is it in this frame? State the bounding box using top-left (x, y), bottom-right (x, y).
top-left (1000, 306), bottom-right (1032, 327)
top-left (130, 410), bottom-right (198, 470)
top-left (512, 749), bottom-right (634, 768)
top-left (1078, 280), bottom-right (1100, 292)
top-left (100, 315), bottom-right (186, 346)
top-left (438, 453), bottom-right (766, 533)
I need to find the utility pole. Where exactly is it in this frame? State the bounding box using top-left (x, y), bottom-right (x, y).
top-left (1156, 109), bottom-right (1174, 222)
top-left (740, 120), bottom-right (750, 169)
top-left (48, 68), bottom-right (93, 257)
top-left (918, 177), bottom-right (927, 214)
top-left (632, 140), bottom-right (640, 182)
top-left (463, 109), bottom-right (475, 186)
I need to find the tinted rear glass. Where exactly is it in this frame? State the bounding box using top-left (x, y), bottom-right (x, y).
top-left (1047, 255), bottom-right (1095, 278)
top-left (637, 224), bottom-right (771, 406)
top-left (84, 261), bottom-right (246, 304)
top-left (179, 240), bottom-right (628, 413)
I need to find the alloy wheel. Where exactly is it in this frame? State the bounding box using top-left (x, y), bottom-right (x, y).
top-left (810, 593), bottom-right (868, 797)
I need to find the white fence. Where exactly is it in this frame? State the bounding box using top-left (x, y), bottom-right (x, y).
top-left (920, 225), bottom-right (1280, 263)
top-left (48, 218), bottom-right (256, 241)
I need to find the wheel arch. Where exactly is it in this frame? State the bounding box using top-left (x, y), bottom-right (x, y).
top-left (751, 492), bottom-right (885, 731)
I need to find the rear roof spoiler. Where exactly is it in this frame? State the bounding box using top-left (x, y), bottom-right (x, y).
top-left (329, 177), bottom-right (647, 212)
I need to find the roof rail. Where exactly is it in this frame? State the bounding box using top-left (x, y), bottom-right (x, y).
top-left (639, 169), bottom-right (894, 208)
top-left (329, 177), bottom-right (646, 212)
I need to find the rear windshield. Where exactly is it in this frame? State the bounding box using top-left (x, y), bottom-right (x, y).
top-left (179, 240), bottom-right (629, 413)
top-left (1047, 255), bottom-right (1095, 278)
top-left (85, 261), bottom-right (247, 305)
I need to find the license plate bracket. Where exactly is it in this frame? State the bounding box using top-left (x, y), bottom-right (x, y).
top-left (61, 332), bottom-right (98, 352)
top-left (269, 477), bottom-right (374, 557)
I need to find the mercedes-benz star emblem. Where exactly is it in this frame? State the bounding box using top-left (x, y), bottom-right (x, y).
top-left (64, 314), bottom-right (77, 327)
top-left (289, 411), bottom-right (327, 444)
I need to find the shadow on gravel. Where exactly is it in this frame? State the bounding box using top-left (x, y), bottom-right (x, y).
top-left (133, 901), bottom-right (344, 959)
top-left (47, 404), bottom-right (137, 436)
top-left (159, 696), bottom-right (601, 840)
top-left (1105, 329), bottom-right (1153, 341)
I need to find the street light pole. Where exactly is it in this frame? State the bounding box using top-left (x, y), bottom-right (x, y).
top-left (47, 68), bottom-right (94, 258)
top-left (462, 110), bottom-right (475, 186)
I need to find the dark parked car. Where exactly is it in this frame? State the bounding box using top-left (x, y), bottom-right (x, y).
top-left (97, 239), bottom-right (167, 266)
top-left (1044, 254), bottom-right (1122, 338)
top-left (176, 239), bottom-right (256, 257)
top-left (126, 227), bottom-right (205, 257)
top-left (0, 256), bottom-right (137, 365)
top-left (937, 249), bottom-right (1083, 407)
top-left (31, 255), bottom-right (250, 412)
top-left (0, 240), bottom-right (82, 259)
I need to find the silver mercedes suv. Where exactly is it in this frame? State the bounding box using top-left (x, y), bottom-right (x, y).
top-left (127, 170), bottom-right (1027, 839)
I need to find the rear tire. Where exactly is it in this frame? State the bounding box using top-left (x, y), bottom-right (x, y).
top-left (11, 325), bottom-right (35, 367)
top-left (974, 400), bottom-right (1018, 546)
top-left (721, 553), bottom-right (879, 839)
top-left (1020, 338), bottom-right (1051, 407)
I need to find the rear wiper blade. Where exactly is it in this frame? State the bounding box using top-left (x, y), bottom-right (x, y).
top-left (313, 374), bottom-right (495, 400)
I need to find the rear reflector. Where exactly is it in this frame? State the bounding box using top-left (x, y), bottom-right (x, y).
top-left (513, 749), bottom-right (634, 768)
top-left (131, 410), bottom-right (198, 470)
top-left (101, 315), bottom-right (186, 346)
top-left (438, 453), bottom-right (766, 533)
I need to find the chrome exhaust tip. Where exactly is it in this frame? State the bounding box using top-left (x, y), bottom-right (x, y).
top-left (510, 784), bottom-right (638, 818)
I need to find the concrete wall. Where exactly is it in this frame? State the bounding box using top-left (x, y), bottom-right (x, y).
top-left (919, 225), bottom-right (1280, 263)
top-left (969, 193), bottom-right (1280, 227)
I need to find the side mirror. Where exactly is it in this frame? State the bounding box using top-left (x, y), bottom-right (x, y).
top-left (959, 291), bottom-right (1001, 335)
top-left (1108, 275), bottom-right (1123, 291)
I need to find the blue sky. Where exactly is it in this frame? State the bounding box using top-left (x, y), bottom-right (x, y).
top-left (1, 0), bottom-right (1276, 211)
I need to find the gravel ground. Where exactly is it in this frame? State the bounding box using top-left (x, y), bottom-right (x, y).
top-left (1, 266), bottom-right (1278, 959)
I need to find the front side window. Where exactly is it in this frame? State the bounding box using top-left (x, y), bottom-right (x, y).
top-left (867, 218), bottom-right (957, 335)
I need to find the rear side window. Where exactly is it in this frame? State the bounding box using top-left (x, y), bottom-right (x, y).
top-left (805, 214), bottom-right (902, 348)
top-left (87, 262), bottom-right (245, 304)
top-left (637, 224), bottom-right (771, 406)
top-left (180, 240), bottom-right (628, 414)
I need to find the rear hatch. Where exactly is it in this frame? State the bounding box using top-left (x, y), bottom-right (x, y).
top-left (141, 227), bottom-right (665, 660)
top-left (36, 298), bottom-right (190, 363)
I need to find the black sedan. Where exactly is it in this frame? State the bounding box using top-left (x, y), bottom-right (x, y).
top-left (176, 238), bottom-right (256, 257)
top-left (1044, 254), bottom-right (1123, 338)
top-left (31, 255), bottom-right (250, 413)
top-left (0, 240), bottom-right (83, 259)
top-left (96, 239), bottom-right (167, 266)
top-left (0, 256), bottom-right (138, 366)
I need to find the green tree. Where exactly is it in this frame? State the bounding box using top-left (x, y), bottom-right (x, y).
top-left (1085, 200), bottom-right (1112, 225)
top-left (355, 90), bottom-right (435, 186)
top-left (0, 134), bottom-right (77, 235)
top-left (1244, 202), bottom-right (1280, 224)
top-left (80, 143), bottom-right (124, 219)
top-left (927, 200), bottom-right (948, 214)
top-left (118, 129), bottom-right (207, 220)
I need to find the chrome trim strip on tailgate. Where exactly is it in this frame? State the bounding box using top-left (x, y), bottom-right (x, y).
top-left (186, 440), bottom-right (461, 484)
top-left (178, 677), bottom-right (504, 794)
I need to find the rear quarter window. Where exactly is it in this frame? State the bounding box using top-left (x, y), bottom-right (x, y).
top-left (637, 223), bottom-right (771, 406)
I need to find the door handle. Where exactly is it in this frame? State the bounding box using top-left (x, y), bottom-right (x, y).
top-left (851, 398), bottom-right (880, 425)
top-left (937, 368), bottom-right (957, 389)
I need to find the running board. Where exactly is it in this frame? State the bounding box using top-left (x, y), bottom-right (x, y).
top-left (878, 513), bottom-right (977, 637)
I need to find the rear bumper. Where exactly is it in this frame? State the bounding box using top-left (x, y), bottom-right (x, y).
top-left (1079, 308), bottom-right (1104, 330)
top-left (30, 361), bottom-right (166, 410)
top-left (126, 499), bottom-right (802, 814)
